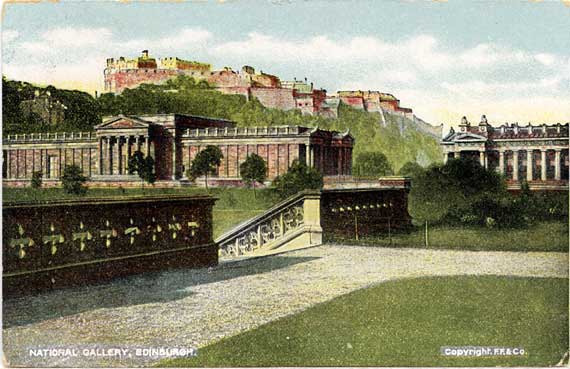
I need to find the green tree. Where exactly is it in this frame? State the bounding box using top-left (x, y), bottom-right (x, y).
top-left (398, 161), bottom-right (424, 178)
top-left (31, 171), bottom-right (43, 189)
top-left (61, 165), bottom-right (87, 195)
top-left (240, 153), bottom-right (268, 198)
top-left (353, 152), bottom-right (394, 178)
top-left (272, 160), bottom-right (323, 199)
top-left (408, 167), bottom-right (456, 246)
top-left (128, 150), bottom-right (157, 186)
top-left (408, 157), bottom-right (508, 245)
top-left (188, 145), bottom-right (223, 191)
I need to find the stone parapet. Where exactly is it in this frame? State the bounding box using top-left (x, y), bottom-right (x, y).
top-left (182, 126), bottom-right (308, 138)
top-left (4, 132), bottom-right (96, 143)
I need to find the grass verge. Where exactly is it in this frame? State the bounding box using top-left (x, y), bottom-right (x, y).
top-left (329, 221), bottom-right (569, 252)
top-left (160, 276), bottom-right (568, 367)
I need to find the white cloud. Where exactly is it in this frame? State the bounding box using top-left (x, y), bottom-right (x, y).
top-left (2, 29), bottom-right (19, 44)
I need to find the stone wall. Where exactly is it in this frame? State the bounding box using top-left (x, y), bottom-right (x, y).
top-left (250, 87), bottom-right (297, 111)
top-left (3, 195), bottom-right (217, 297)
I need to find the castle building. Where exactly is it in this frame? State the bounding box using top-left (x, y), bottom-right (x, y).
top-left (103, 51), bottom-right (330, 117)
top-left (2, 114), bottom-right (353, 187)
top-left (441, 115), bottom-right (569, 190)
top-left (337, 90), bottom-right (413, 115)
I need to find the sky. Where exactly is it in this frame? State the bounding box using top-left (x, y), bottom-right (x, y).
top-left (2, 0), bottom-right (570, 127)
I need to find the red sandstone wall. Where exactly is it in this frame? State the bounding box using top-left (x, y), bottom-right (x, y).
top-left (339, 96), bottom-right (365, 109)
top-left (251, 88), bottom-right (296, 111)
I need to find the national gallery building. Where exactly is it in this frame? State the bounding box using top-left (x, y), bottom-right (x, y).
top-left (2, 114), bottom-right (354, 187)
top-left (441, 116), bottom-right (569, 190)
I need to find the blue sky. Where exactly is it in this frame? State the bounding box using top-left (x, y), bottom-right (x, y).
top-left (3, 0), bottom-right (570, 125)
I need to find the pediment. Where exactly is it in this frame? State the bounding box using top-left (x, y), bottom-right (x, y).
top-left (451, 132), bottom-right (488, 142)
top-left (96, 116), bottom-right (150, 130)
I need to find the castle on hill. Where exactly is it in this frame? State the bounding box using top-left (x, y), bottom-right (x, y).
top-left (104, 51), bottom-right (441, 138)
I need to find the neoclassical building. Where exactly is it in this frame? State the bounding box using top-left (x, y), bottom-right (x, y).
top-left (441, 115), bottom-right (569, 190)
top-left (2, 114), bottom-right (353, 187)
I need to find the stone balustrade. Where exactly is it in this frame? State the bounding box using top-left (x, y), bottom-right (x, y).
top-left (216, 190), bottom-right (322, 259)
top-left (4, 132), bottom-right (96, 142)
top-left (182, 126), bottom-right (304, 138)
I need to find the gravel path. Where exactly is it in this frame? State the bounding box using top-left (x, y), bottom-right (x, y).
top-left (3, 245), bottom-right (568, 367)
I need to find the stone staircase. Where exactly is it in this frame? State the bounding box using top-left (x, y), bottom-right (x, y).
top-left (215, 190), bottom-right (323, 260)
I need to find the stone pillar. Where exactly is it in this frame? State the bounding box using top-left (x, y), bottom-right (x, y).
top-left (305, 144), bottom-right (311, 167)
top-left (512, 150), bottom-right (519, 181)
top-left (526, 149), bottom-right (533, 182)
top-left (172, 136), bottom-right (177, 180)
top-left (479, 151), bottom-right (485, 167)
top-left (337, 147), bottom-right (343, 175)
top-left (310, 146), bottom-right (315, 168)
top-left (99, 137), bottom-right (104, 175)
top-left (302, 192), bottom-right (323, 246)
top-left (498, 150), bottom-right (505, 175)
top-left (454, 151), bottom-right (460, 159)
top-left (114, 136), bottom-right (121, 175)
top-left (541, 149), bottom-right (547, 181)
top-left (135, 136), bottom-right (141, 153)
top-left (108, 137), bottom-right (114, 175)
top-left (554, 149), bottom-right (561, 180)
top-left (144, 136), bottom-right (150, 157)
top-left (443, 152), bottom-right (448, 164)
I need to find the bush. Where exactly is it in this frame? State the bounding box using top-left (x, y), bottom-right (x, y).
top-left (272, 160), bottom-right (323, 199)
top-left (61, 165), bottom-right (87, 195)
top-left (31, 171), bottom-right (42, 188)
top-left (398, 161), bottom-right (424, 178)
top-left (353, 152), bottom-right (393, 178)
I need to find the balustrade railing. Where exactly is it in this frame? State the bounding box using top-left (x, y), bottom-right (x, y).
top-left (216, 191), bottom-right (320, 258)
top-left (182, 125), bottom-right (303, 138)
top-left (4, 131), bottom-right (95, 142)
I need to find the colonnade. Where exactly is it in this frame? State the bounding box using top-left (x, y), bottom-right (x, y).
top-left (98, 135), bottom-right (152, 175)
top-left (444, 148), bottom-right (566, 181)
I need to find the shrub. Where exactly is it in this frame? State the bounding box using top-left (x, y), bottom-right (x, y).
top-left (272, 160), bottom-right (323, 199)
top-left (61, 165), bottom-right (87, 195)
top-left (31, 171), bottom-right (43, 188)
top-left (353, 152), bottom-right (393, 178)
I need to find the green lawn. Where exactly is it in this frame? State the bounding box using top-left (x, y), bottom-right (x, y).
top-left (160, 276), bottom-right (568, 367)
top-left (330, 221), bottom-right (569, 252)
top-left (2, 186), bottom-right (278, 239)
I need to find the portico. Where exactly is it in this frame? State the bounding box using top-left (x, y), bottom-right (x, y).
top-left (441, 116), bottom-right (569, 191)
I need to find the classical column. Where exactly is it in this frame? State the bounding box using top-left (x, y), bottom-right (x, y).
top-left (554, 149), bottom-right (561, 180)
top-left (526, 149), bottom-right (533, 182)
top-left (540, 149), bottom-right (547, 181)
top-left (108, 137), bottom-right (113, 175)
top-left (305, 144), bottom-right (311, 167)
top-left (512, 150), bottom-right (519, 181)
top-left (115, 136), bottom-right (121, 175)
top-left (98, 137), bottom-right (104, 175)
top-left (498, 150), bottom-right (505, 175)
top-left (126, 136), bottom-right (132, 172)
top-left (144, 136), bottom-right (150, 157)
top-left (337, 147), bottom-right (343, 175)
top-left (454, 151), bottom-right (460, 159)
top-left (443, 152), bottom-right (448, 164)
top-left (135, 136), bottom-right (141, 153)
top-left (479, 151), bottom-right (485, 167)
top-left (172, 136), bottom-right (177, 180)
